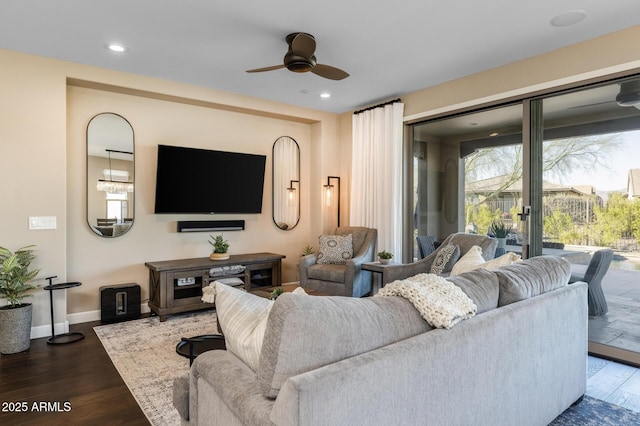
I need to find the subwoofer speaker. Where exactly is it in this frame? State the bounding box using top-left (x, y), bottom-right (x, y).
top-left (100, 283), bottom-right (141, 323)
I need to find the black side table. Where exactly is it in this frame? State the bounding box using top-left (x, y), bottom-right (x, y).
top-left (176, 334), bottom-right (226, 365)
top-left (43, 276), bottom-right (85, 345)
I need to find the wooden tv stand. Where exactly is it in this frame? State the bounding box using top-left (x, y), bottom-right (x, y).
top-left (145, 252), bottom-right (285, 321)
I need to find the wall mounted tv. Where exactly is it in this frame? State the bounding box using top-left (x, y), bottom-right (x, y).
top-left (154, 144), bottom-right (267, 214)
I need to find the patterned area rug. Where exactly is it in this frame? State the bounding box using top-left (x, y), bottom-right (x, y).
top-left (550, 395), bottom-right (640, 425)
top-left (94, 311), bottom-right (218, 426)
top-left (96, 312), bottom-right (640, 426)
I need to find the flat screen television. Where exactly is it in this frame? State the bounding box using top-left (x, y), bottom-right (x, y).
top-left (154, 144), bottom-right (266, 214)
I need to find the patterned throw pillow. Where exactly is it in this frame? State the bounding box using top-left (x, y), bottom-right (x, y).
top-left (317, 234), bottom-right (354, 264)
top-left (430, 244), bottom-right (460, 274)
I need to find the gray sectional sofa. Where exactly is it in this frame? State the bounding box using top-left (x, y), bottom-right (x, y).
top-left (174, 255), bottom-right (588, 426)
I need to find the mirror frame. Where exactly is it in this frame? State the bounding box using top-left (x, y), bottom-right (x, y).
top-left (86, 112), bottom-right (135, 238)
top-left (272, 136), bottom-right (300, 230)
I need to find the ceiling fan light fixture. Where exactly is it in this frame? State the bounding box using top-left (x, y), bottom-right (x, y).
top-left (616, 81), bottom-right (640, 106)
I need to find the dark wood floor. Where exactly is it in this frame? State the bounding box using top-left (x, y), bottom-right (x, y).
top-left (0, 320), bottom-right (149, 425)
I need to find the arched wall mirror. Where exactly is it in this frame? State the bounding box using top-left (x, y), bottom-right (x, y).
top-left (272, 136), bottom-right (300, 230)
top-left (86, 113), bottom-right (135, 238)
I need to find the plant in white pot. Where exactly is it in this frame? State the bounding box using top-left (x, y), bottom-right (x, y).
top-left (489, 220), bottom-right (509, 249)
top-left (0, 245), bottom-right (40, 354)
top-left (377, 250), bottom-right (393, 264)
top-left (209, 234), bottom-right (230, 260)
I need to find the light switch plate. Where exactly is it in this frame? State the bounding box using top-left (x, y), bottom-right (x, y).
top-left (29, 216), bottom-right (57, 230)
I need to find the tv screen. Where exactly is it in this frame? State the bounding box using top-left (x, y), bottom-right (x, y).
top-left (154, 144), bottom-right (266, 214)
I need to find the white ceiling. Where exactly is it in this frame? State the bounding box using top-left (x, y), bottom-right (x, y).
top-left (1, 1), bottom-right (639, 114)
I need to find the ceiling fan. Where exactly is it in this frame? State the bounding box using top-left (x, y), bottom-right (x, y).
top-left (246, 32), bottom-right (349, 81)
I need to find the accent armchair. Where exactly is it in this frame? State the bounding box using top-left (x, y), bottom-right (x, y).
top-left (570, 248), bottom-right (613, 316)
top-left (299, 226), bottom-right (377, 297)
top-left (381, 232), bottom-right (498, 286)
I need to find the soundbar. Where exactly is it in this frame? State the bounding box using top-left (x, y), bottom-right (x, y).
top-left (177, 220), bottom-right (245, 233)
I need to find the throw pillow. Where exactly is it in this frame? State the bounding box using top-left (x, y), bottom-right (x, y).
top-left (480, 252), bottom-right (522, 270)
top-left (430, 244), bottom-right (461, 274)
top-left (317, 234), bottom-right (353, 264)
top-left (214, 282), bottom-right (273, 372)
top-left (450, 245), bottom-right (485, 276)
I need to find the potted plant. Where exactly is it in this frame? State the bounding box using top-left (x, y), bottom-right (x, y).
top-left (0, 245), bottom-right (40, 354)
top-left (489, 220), bottom-right (509, 249)
top-left (301, 244), bottom-right (315, 257)
top-left (377, 250), bottom-right (393, 264)
top-left (209, 234), bottom-right (230, 260)
top-left (270, 286), bottom-right (284, 300)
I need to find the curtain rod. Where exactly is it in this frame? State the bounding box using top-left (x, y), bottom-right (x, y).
top-left (353, 98), bottom-right (401, 115)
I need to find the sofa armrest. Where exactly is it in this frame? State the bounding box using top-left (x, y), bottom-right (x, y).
top-left (188, 350), bottom-right (274, 426)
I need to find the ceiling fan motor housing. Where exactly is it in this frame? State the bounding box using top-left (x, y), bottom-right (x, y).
top-left (284, 53), bottom-right (317, 73)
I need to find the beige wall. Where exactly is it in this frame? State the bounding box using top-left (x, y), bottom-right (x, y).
top-left (3, 25), bottom-right (640, 332)
top-left (1, 49), bottom-right (341, 331)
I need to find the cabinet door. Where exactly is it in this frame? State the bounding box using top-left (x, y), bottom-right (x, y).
top-left (245, 262), bottom-right (279, 290)
top-left (167, 269), bottom-right (210, 307)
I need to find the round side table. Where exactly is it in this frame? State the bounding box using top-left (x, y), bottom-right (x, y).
top-left (43, 276), bottom-right (85, 345)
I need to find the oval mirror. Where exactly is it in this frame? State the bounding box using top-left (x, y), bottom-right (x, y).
top-left (272, 136), bottom-right (300, 230)
top-left (86, 113), bottom-right (135, 237)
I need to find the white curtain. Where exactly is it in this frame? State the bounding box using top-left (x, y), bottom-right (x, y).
top-left (350, 102), bottom-right (404, 259)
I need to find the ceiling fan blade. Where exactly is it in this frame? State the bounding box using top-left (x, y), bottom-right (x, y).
top-left (291, 33), bottom-right (316, 57)
top-left (246, 65), bottom-right (285, 73)
top-left (312, 64), bottom-right (350, 80)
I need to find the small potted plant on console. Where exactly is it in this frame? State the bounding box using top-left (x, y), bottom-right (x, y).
top-left (377, 250), bottom-right (393, 264)
top-left (209, 234), bottom-right (230, 260)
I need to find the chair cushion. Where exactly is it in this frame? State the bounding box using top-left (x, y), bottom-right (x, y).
top-left (317, 234), bottom-right (353, 264)
top-left (258, 294), bottom-right (432, 398)
top-left (307, 263), bottom-right (346, 283)
top-left (214, 283), bottom-right (273, 372)
top-left (494, 256), bottom-right (571, 306)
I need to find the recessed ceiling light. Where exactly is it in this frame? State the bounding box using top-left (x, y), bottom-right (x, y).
top-left (550, 10), bottom-right (587, 27)
top-left (320, 92), bottom-right (331, 99)
top-left (106, 43), bottom-right (127, 53)
top-left (489, 132), bottom-right (499, 137)
top-left (300, 89), bottom-right (309, 94)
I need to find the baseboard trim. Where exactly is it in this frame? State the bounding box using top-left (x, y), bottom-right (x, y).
top-left (30, 303), bottom-right (151, 339)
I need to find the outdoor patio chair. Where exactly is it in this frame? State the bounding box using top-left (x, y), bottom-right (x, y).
top-left (570, 248), bottom-right (614, 316)
top-left (416, 235), bottom-right (438, 259)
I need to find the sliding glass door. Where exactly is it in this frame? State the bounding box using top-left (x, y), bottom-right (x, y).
top-left (410, 73), bottom-right (640, 365)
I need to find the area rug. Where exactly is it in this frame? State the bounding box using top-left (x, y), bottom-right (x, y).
top-left (96, 312), bottom-right (640, 426)
top-left (94, 311), bottom-right (218, 425)
top-left (550, 395), bottom-right (640, 425)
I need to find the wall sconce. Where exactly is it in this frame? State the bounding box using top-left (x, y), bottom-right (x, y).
top-left (286, 180), bottom-right (299, 206)
top-left (323, 176), bottom-right (341, 226)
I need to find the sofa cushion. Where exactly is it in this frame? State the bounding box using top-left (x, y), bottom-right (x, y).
top-left (317, 234), bottom-right (353, 264)
top-left (307, 263), bottom-right (346, 283)
top-left (430, 244), bottom-right (460, 274)
top-left (446, 268), bottom-right (499, 314)
top-left (214, 283), bottom-right (273, 372)
top-left (494, 256), bottom-right (571, 306)
top-left (258, 293), bottom-right (433, 398)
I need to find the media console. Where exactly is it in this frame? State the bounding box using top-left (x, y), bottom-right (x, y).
top-left (145, 252), bottom-right (285, 321)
